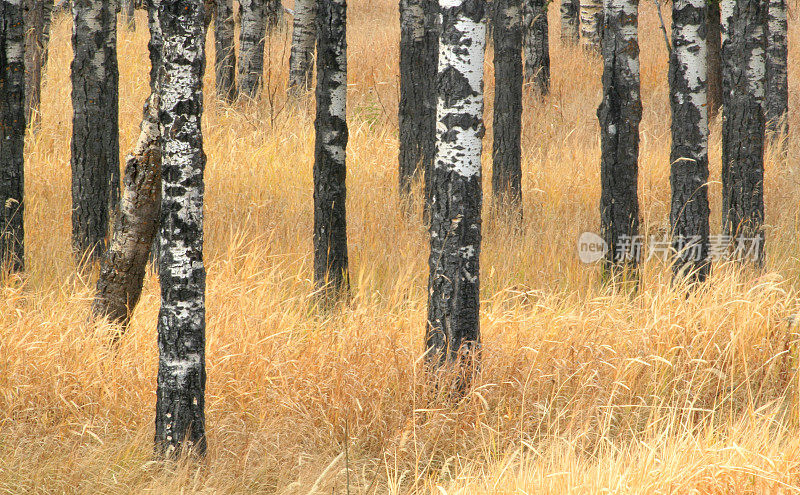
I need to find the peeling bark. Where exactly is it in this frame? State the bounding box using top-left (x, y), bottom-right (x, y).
top-left (0, 0), bottom-right (26, 271)
top-left (215, 0), bottom-right (236, 101)
top-left (598, 0), bottom-right (641, 274)
top-left (765, 0), bottom-right (787, 133)
top-left (288, 0), bottom-right (316, 93)
top-left (523, 0), bottom-right (549, 94)
top-left (561, 0), bottom-right (579, 42)
top-left (580, 0), bottom-right (602, 51)
top-left (426, 0), bottom-right (486, 388)
top-left (238, 0), bottom-right (267, 98)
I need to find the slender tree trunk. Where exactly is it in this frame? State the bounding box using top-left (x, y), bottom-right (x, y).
top-left (238, 0), bottom-right (267, 98)
top-left (288, 0), bottom-right (316, 94)
top-left (0, 0), bottom-right (26, 271)
top-left (706, 0), bottom-right (722, 118)
top-left (765, 0), bottom-right (787, 133)
top-left (669, 0), bottom-right (709, 281)
top-left (215, 0), bottom-right (236, 101)
top-left (71, 0), bottom-right (120, 260)
top-left (121, 0), bottom-right (135, 29)
top-left (561, 0), bottom-right (579, 43)
top-left (598, 0), bottom-right (641, 275)
top-left (266, 0), bottom-right (280, 30)
top-left (493, 0), bottom-right (523, 207)
top-left (426, 0), bottom-right (486, 390)
top-left (398, 0), bottom-right (438, 197)
top-left (721, 0), bottom-right (766, 264)
top-left (148, 0), bottom-right (162, 270)
top-left (154, 0), bottom-right (207, 459)
top-left (523, 0), bottom-right (550, 94)
top-left (313, 0), bottom-right (349, 301)
top-left (579, 0), bottom-right (602, 51)
top-left (24, 0), bottom-right (45, 126)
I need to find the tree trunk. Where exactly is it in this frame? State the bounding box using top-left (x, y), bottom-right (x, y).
top-left (71, 0), bottom-right (120, 261)
top-left (238, 0), bottom-right (267, 98)
top-left (266, 0), bottom-right (280, 30)
top-left (24, 0), bottom-right (45, 126)
top-left (669, 0), bottom-right (709, 281)
top-left (706, 0), bottom-right (721, 118)
top-left (288, 0), bottom-right (316, 94)
top-left (721, 0), bottom-right (766, 265)
top-left (154, 0), bottom-right (207, 459)
top-left (426, 0), bottom-right (486, 390)
top-left (598, 0), bottom-right (641, 275)
top-left (523, 0), bottom-right (550, 94)
top-left (579, 0), bottom-right (602, 51)
top-left (121, 0), bottom-right (135, 29)
top-left (765, 0), bottom-right (787, 133)
top-left (215, 0), bottom-right (236, 101)
top-left (398, 0), bottom-right (438, 197)
top-left (148, 0), bottom-right (163, 270)
top-left (0, 0), bottom-right (26, 271)
top-left (492, 0), bottom-right (523, 208)
top-left (313, 0), bottom-right (349, 302)
top-left (561, 0), bottom-right (579, 43)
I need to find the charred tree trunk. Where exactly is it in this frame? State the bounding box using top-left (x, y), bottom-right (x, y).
top-left (24, 0), bottom-right (46, 126)
top-left (121, 0), bottom-right (135, 29)
top-left (288, 0), bottom-right (316, 93)
top-left (398, 0), bottom-right (438, 198)
top-left (669, 0), bottom-right (709, 281)
top-left (765, 0), bottom-right (787, 133)
top-left (313, 0), bottom-right (349, 301)
top-left (71, 0), bottom-right (120, 260)
top-left (492, 0), bottom-right (523, 207)
top-left (426, 0), bottom-right (486, 389)
top-left (215, 0), bottom-right (236, 101)
top-left (580, 0), bottom-right (602, 51)
top-left (561, 0), bottom-right (579, 42)
top-left (238, 0), bottom-right (267, 99)
top-left (721, 0), bottom-right (766, 265)
top-left (154, 0), bottom-right (207, 459)
top-left (598, 0), bottom-right (641, 275)
top-left (523, 0), bottom-right (550, 94)
top-left (706, 0), bottom-right (722, 118)
top-left (0, 0), bottom-right (26, 271)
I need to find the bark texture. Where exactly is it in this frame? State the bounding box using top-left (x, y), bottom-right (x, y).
top-left (492, 0), bottom-right (523, 206)
top-left (706, 0), bottom-right (721, 118)
top-left (598, 0), bottom-right (641, 273)
top-left (398, 0), bottom-right (438, 197)
top-left (288, 0), bottom-right (316, 93)
top-left (154, 0), bottom-right (207, 458)
top-left (265, 0), bottom-right (281, 29)
top-left (560, 0), bottom-right (579, 42)
top-left (579, 0), bottom-right (602, 50)
top-left (523, 0), bottom-right (549, 94)
top-left (314, 0), bottom-right (349, 300)
top-left (121, 0), bottom-right (135, 29)
top-left (721, 0), bottom-right (766, 264)
top-left (214, 0), bottom-right (236, 101)
top-left (669, 0), bottom-right (709, 280)
top-left (0, 0), bottom-right (25, 271)
top-left (238, 0), bottom-right (267, 98)
top-left (426, 0), bottom-right (486, 385)
top-left (765, 0), bottom-right (787, 133)
top-left (71, 0), bottom-right (120, 260)
top-left (23, 0), bottom-right (46, 125)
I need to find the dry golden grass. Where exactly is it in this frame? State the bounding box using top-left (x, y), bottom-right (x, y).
top-left (2, 2), bottom-right (800, 493)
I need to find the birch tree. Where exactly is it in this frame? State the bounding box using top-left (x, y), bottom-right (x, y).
top-left (721, 0), bottom-right (766, 264)
top-left (154, 0), bottom-right (208, 458)
top-left (707, 0), bottom-right (722, 117)
top-left (398, 0), bottom-right (438, 197)
top-left (71, 0), bottom-right (120, 260)
top-left (493, 0), bottom-right (523, 207)
top-left (598, 0), bottom-right (640, 274)
top-left (580, 0), bottom-right (602, 50)
top-left (0, 0), bottom-right (25, 271)
top-left (24, 0), bottom-right (51, 126)
top-left (215, 0), bottom-right (236, 101)
top-left (314, 0), bottom-right (349, 301)
top-left (288, 0), bottom-right (316, 93)
top-left (765, 0), bottom-right (787, 133)
top-left (524, 0), bottom-right (550, 94)
top-left (561, 0), bottom-right (579, 42)
top-left (238, 0), bottom-right (267, 98)
top-left (426, 0), bottom-right (486, 388)
top-left (121, 0), bottom-right (135, 29)
top-left (669, 0), bottom-right (710, 280)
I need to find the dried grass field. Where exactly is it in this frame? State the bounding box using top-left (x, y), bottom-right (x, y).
top-left (3, 1), bottom-right (800, 493)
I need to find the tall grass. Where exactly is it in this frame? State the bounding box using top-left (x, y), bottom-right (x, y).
top-left (1, 1), bottom-right (800, 493)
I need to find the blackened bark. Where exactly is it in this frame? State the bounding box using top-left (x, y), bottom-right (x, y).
top-left (580, 0), bottom-right (602, 51)
top-left (765, 0), bottom-right (787, 133)
top-left (71, 0), bottom-right (120, 260)
top-left (721, 0), bottom-right (766, 264)
top-left (24, 0), bottom-right (45, 126)
top-left (314, 0), bottom-right (349, 301)
top-left (561, 0), bottom-right (579, 43)
top-left (122, 0), bottom-right (135, 29)
top-left (148, 0), bottom-right (162, 92)
top-left (523, 0), bottom-right (549, 94)
top-left (426, 0), bottom-right (486, 388)
top-left (0, 0), bottom-right (25, 271)
top-left (215, 0), bottom-right (236, 101)
top-left (669, 0), bottom-right (710, 280)
top-left (398, 0), bottom-right (438, 197)
top-left (41, 0), bottom-right (52, 66)
top-left (492, 0), bottom-right (523, 207)
top-left (288, 0), bottom-right (316, 93)
top-left (154, 0), bottom-right (207, 458)
top-left (238, 0), bottom-right (267, 98)
top-left (707, 0), bottom-right (721, 118)
top-left (598, 0), bottom-right (641, 274)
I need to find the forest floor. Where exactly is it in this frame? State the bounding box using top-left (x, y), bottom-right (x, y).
top-left (3, 1), bottom-right (800, 493)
